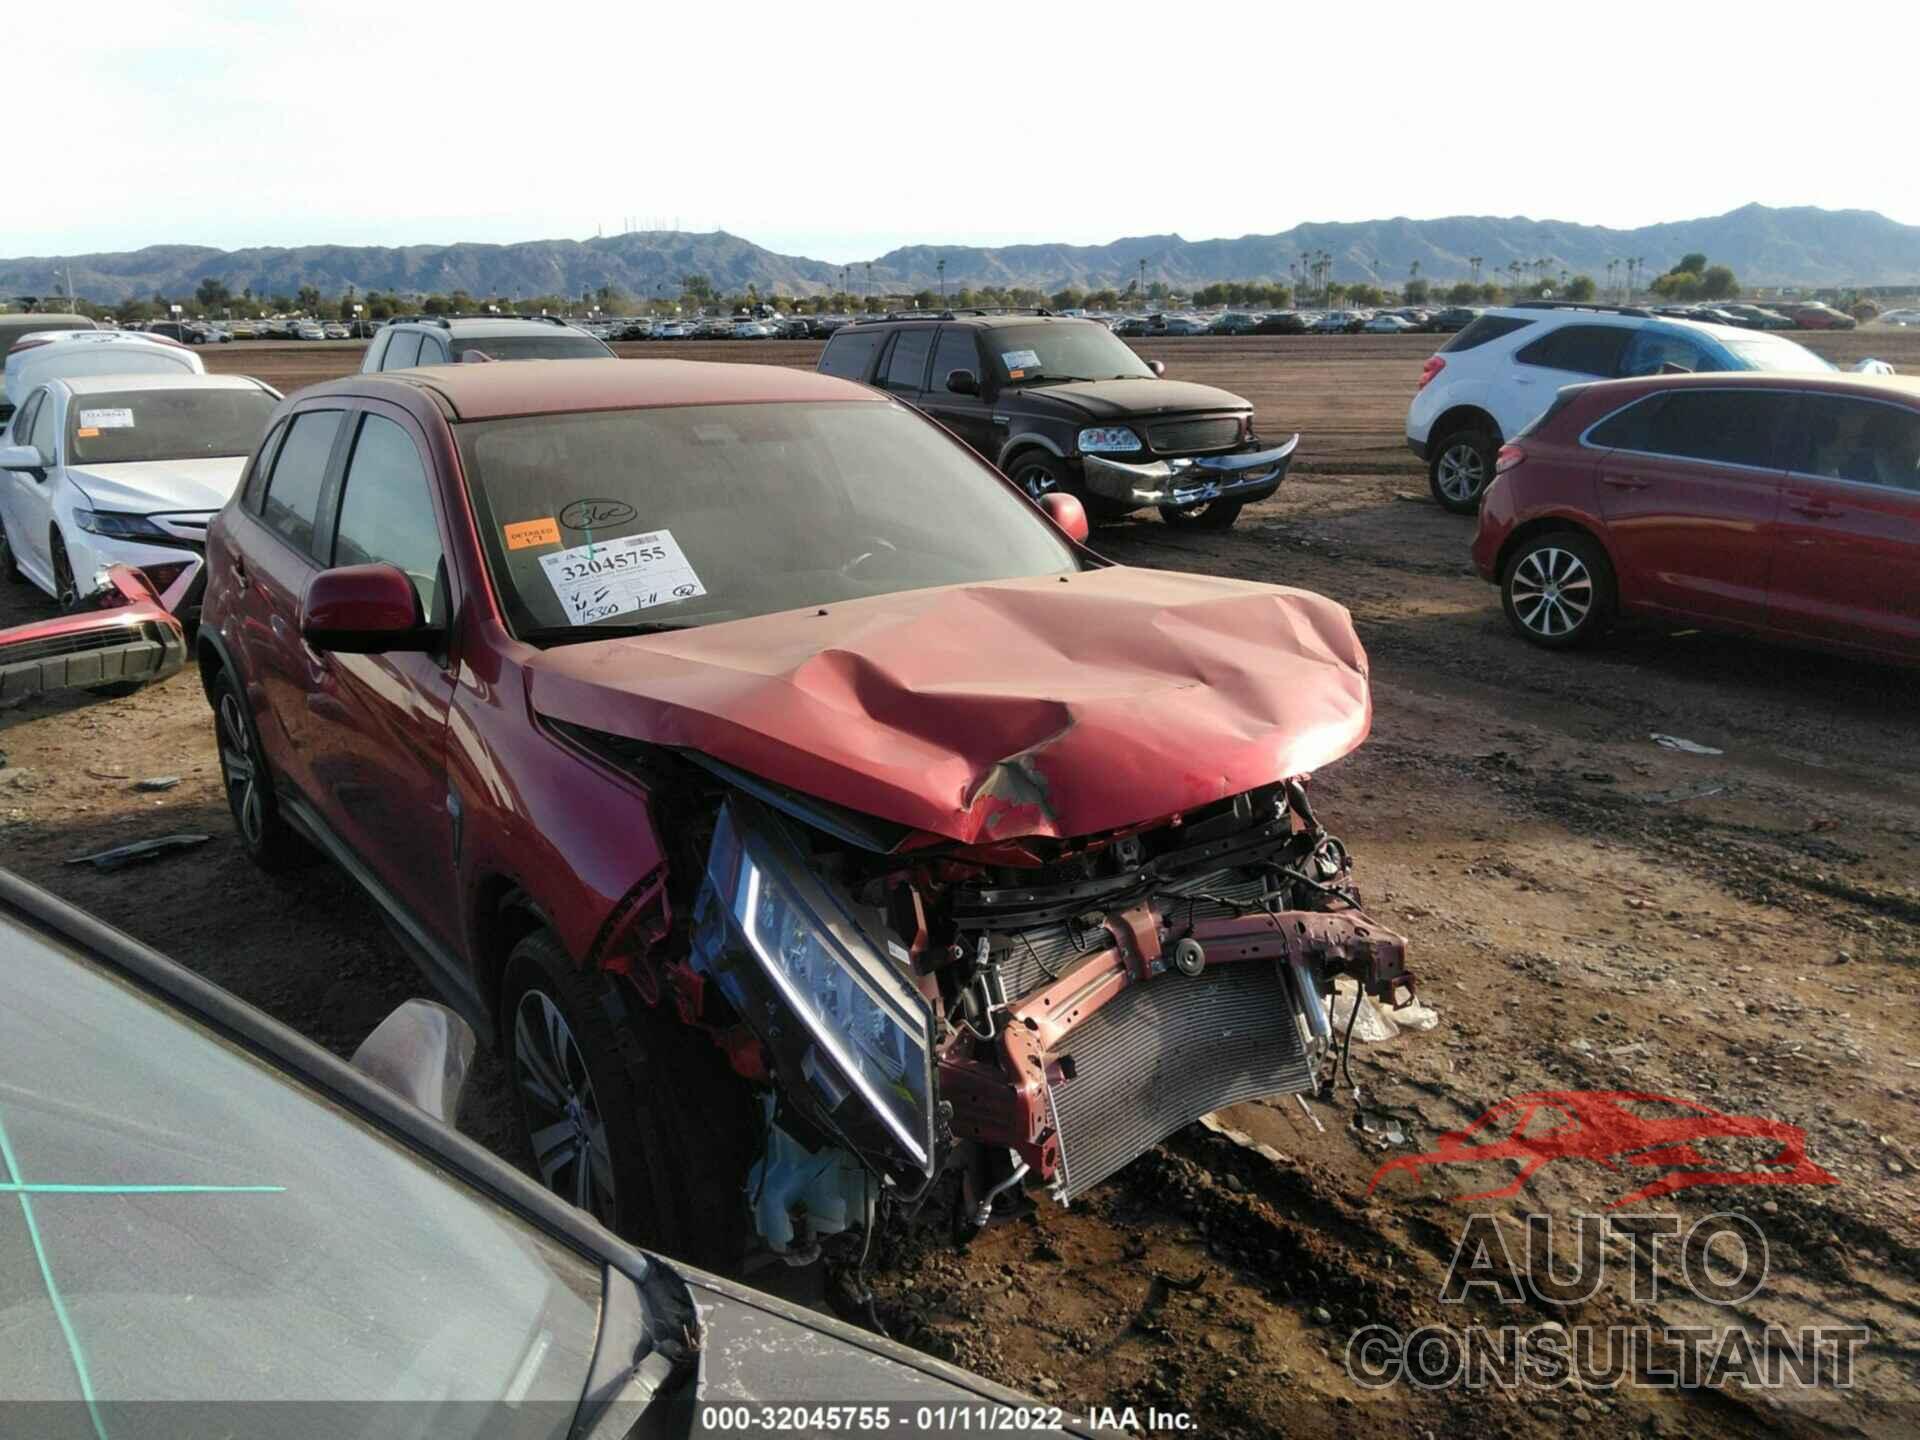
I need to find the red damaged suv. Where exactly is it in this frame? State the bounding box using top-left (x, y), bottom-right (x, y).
top-left (198, 358), bottom-right (1413, 1269)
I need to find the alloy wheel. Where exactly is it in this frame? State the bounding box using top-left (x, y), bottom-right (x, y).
top-left (217, 692), bottom-right (265, 846)
top-left (1509, 546), bottom-right (1594, 639)
top-left (513, 990), bottom-right (616, 1222)
top-left (1017, 464), bottom-right (1058, 500)
top-left (1436, 442), bottom-right (1487, 504)
top-left (51, 539), bottom-right (78, 611)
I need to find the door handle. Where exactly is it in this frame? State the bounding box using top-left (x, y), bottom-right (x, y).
top-left (1601, 475), bottom-right (1649, 491)
top-left (1788, 499), bottom-right (1840, 518)
top-left (231, 555), bottom-right (249, 590)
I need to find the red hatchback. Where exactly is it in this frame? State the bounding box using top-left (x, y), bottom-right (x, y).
top-left (1473, 372), bottom-right (1920, 663)
top-left (198, 358), bottom-right (1413, 1270)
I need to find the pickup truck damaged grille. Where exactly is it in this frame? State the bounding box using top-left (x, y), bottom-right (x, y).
top-left (1148, 417), bottom-right (1241, 453)
top-left (1041, 961), bottom-right (1311, 1200)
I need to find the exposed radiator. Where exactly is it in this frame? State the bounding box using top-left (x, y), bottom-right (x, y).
top-left (1042, 961), bottom-right (1311, 1200)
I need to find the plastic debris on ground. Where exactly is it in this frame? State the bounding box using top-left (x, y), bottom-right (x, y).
top-left (1329, 976), bottom-right (1440, 1043)
top-left (1650, 733), bottom-right (1724, 755)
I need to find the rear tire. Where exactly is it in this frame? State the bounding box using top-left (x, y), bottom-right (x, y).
top-left (503, 931), bottom-right (758, 1268)
top-left (1500, 530), bottom-right (1615, 650)
top-left (210, 665), bottom-right (311, 871)
top-left (1429, 429), bottom-right (1498, 514)
top-left (1158, 498), bottom-right (1244, 530)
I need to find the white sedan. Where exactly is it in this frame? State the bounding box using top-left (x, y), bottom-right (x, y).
top-left (1362, 313), bottom-right (1415, 332)
top-left (0, 373), bottom-right (279, 619)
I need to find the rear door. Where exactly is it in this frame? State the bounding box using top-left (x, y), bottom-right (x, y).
top-left (227, 404), bottom-right (349, 796)
top-left (915, 327), bottom-right (995, 455)
top-left (1589, 387), bottom-right (1788, 626)
top-left (1766, 393), bottom-right (1920, 659)
top-left (303, 402), bottom-right (460, 939)
top-left (1504, 324), bottom-right (1633, 436)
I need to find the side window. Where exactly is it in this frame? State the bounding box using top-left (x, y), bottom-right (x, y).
top-left (1514, 324), bottom-right (1631, 377)
top-left (383, 331), bottom-right (423, 370)
top-left (29, 389), bottom-right (59, 460)
top-left (333, 414), bottom-right (445, 621)
top-left (260, 410), bottom-right (344, 556)
top-left (1586, 395), bottom-right (1667, 452)
top-left (242, 420), bottom-right (289, 514)
top-left (417, 335), bottom-right (449, 366)
top-left (1620, 330), bottom-right (1709, 378)
top-left (1640, 390), bottom-right (1782, 469)
top-left (12, 391), bottom-right (45, 451)
top-left (1438, 315), bottom-right (1533, 353)
top-left (931, 329), bottom-right (980, 392)
top-left (1794, 397), bottom-right (1920, 493)
top-left (880, 328), bottom-right (934, 394)
top-left (818, 328), bottom-right (882, 380)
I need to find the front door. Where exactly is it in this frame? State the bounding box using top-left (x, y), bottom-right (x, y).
top-left (302, 403), bottom-right (460, 946)
top-left (2, 389), bottom-right (59, 589)
top-left (1590, 387), bottom-right (1787, 627)
top-left (916, 326), bottom-right (996, 457)
top-left (1766, 392), bottom-right (1920, 659)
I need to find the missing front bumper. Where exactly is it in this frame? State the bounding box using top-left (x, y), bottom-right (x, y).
top-left (1081, 433), bottom-right (1300, 508)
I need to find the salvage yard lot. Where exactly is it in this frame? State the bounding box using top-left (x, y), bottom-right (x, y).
top-left (4, 333), bottom-right (1917, 1438)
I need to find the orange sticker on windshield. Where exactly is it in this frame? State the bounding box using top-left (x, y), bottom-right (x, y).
top-left (1006, 368), bottom-right (1025, 380)
top-left (76, 427), bottom-right (101, 438)
top-left (504, 517), bottom-right (561, 550)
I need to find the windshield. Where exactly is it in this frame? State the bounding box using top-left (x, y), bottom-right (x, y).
top-left (1, 920), bottom-right (601, 1431)
top-left (986, 323), bottom-right (1154, 383)
top-left (458, 400), bottom-right (1078, 638)
top-left (65, 388), bottom-right (276, 465)
top-left (450, 334), bottom-right (614, 362)
top-left (1722, 332), bottom-right (1836, 373)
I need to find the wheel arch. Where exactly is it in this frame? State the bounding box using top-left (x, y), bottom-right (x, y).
top-left (996, 432), bottom-right (1069, 470)
top-left (471, 877), bottom-right (555, 1044)
top-left (1496, 514), bottom-right (1617, 588)
top-left (1430, 405), bottom-right (1502, 447)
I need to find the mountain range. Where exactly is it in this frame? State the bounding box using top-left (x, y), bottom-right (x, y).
top-left (6, 205), bottom-right (1917, 305)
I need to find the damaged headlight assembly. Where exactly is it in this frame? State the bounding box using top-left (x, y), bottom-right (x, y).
top-left (692, 798), bottom-right (937, 1178)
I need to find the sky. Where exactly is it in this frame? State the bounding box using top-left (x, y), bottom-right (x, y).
top-left (10, 0), bottom-right (1917, 263)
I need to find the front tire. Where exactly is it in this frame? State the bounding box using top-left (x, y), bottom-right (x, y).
top-left (1429, 429), bottom-right (1497, 514)
top-left (1008, 450), bottom-right (1073, 504)
top-left (49, 530), bottom-right (80, 611)
top-left (1158, 498), bottom-right (1244, 530)
top-left (502, 931), bottom-right (758, 1267)
top-left (1501, 531), bottom-right (1615, 649)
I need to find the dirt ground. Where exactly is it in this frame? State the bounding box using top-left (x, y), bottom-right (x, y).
top-left (4, 332), bottom-right (1917, 1438)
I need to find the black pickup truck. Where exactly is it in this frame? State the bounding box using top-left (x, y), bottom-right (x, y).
top-left (820, 311), bottom-right (1296, 530)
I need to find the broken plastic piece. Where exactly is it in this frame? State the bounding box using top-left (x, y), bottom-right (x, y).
top-left (64, 834), bottom-right (210, 872)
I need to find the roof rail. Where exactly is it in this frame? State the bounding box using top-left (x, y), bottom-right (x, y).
top-left (386, 313), bottom-right (574, 328)
top-left (856, 306), bottom-right (1058, 324)
top-left (1510, 300), bottom-right (1652, 318)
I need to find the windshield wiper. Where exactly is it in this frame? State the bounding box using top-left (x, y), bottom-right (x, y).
top-left (519, 621), bottom-right (694, 646)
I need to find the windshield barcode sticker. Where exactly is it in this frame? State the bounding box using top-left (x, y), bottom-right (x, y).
top-left (999, 349), bottom-right (1041, 371)
top-left (79, 408), bottom-right (136, 429)
top-left (537, 529), bottom-right (706, 625)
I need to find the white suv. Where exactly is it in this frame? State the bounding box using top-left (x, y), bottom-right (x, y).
top-left (1406, 303), bottom-right (1835, 512)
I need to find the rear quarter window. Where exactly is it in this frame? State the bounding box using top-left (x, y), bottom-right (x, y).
top-left (1439, 315), bottom-right (1534, 353)
top-left (819, 328), bottom-right (883, 381)
top-left (1515, 324), bottom-right (1632, 378)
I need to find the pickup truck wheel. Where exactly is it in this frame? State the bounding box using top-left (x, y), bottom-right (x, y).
top-left (503, 931), bottom-right (757, 1269)
top-left (1500, 531), bottom-right (1615, 650)
top-left (1158, 498), bottom-right (1244, 530)
top-left (1009, 451), bottom-right (1074, 504)
top-left (1429, 429), bottom-right (1497, 514)
top-left (210, 666), bottom-right (311, 870)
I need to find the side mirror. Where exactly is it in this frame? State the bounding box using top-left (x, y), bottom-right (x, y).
top-left (1147, 360), bottom-right (1166, 377)
top-left (0, 444), bottom-right (44, 472)
top-left (1040, 491), bottom-right (1090, 544)
top-left (301, 563), bottom-right (436, 653)
top-left (350, 1000), bottom-right (476, 1126)
top-left (945, 368), bottom-right (979, 395)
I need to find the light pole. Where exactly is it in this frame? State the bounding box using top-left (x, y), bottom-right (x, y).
top-left (938, 257), bottom-right (946, 303)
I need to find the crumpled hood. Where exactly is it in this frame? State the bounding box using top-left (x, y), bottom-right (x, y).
top-left (66, 458), bottom-right (245, 515)
top-left (1023, 377), bottom-right (1250, 424)
top-left (527, 566), bottom-right (1371, 845)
